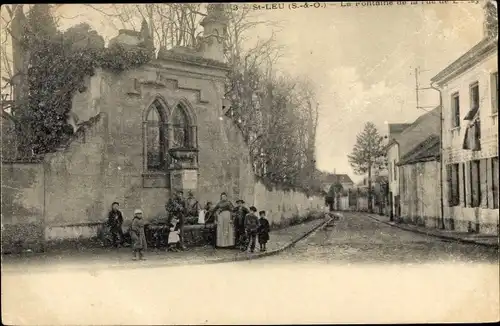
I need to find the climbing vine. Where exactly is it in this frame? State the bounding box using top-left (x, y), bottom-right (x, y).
top-left (17, 5), bottom-right (153, 154)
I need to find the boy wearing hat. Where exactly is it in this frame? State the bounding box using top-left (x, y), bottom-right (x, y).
top-left (244, 206), bottom-right (259, 253)
top-left (130, 209), bottom-right (147, 260)
top-left (233, 199), bottom-right (250, 251)
top-left (107, 202), bottom-right (124, 247)
top-left (258, 210), bottom-right (270, 252)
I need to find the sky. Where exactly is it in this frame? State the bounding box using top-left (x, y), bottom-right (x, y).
top-left (5, 2), bottom-right (486, 182)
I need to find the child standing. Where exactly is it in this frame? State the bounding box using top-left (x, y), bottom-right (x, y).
top-left (107, 202), bottom-right (125, 248)
top-left (258, 210), bottom-right (270, 252)
top-left (167, 217), bottom-right (181, 252)
top-left (244, 206), bottom-right (259, 253)
top-left (130, 209), bottom-right (147, 260)
top-left (202, 202), bottom-right (216, 248)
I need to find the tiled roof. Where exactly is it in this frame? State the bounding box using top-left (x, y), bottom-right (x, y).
top-left (322, 174), bottom-right (354, 185)
top-left (398, 135), bottom-right (440, 165)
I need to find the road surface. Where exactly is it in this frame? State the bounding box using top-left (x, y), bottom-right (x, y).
top-left (2, 212), bottom-right (498, 325)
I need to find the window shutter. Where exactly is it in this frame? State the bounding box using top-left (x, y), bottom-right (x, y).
top-left (446, 164), bottom-right (452, 206)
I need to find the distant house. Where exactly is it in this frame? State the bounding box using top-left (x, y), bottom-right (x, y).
top-left (321, 173), bottom-right (354, 194)
top-left (385, 107), bottom-right (441, 221)
top-left (385, 123), bottom-right (411, 218)
top-left (430, 3), bottom-right (498, 235)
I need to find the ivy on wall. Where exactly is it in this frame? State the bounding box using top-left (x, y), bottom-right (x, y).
top-left (17, 5), bottom-right (153, 154)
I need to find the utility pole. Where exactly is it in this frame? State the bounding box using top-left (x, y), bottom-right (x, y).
top-left (414, 66), bottom-right (446, 230)
top-left (415, 67), bottom-right (439, 112)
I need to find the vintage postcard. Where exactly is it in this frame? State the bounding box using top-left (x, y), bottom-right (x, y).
top-left (1, 1), bottom-right (498, 325)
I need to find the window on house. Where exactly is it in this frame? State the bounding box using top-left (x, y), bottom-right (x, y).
top-left (492, 157), bottom-right (499, 209)
top-left (146, 101), bottom-right (166, 171)
top-left (470, 160), bottom-right (481, 207)
top-left (447, 163), bottom-right (460, 206)
top-left (172, 104), bottom-right (191, 148)
top-left (451, 92), bottom-right (460, 128)
top-left (470, 82), bottom-right (479, 110)
top-left (492, 72), bottom-right (498, 114)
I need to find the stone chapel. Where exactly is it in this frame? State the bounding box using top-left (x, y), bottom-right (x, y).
top-left (23, 4), bottom-right (254, 225)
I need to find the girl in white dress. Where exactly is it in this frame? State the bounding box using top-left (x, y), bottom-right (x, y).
top-left (167, 217), bottom-right (181, 252)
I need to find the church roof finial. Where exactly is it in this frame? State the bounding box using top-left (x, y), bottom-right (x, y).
top-left (201, 3), bottom-right (228, 26)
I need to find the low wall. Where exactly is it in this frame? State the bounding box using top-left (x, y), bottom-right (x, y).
top-left (1, 163), bottom-right (324, 253)
top-left (336, 195), bottom-right (387, 214)
top-left (252, 181), bottom-right (324, 226)
top-left (1, 162), bottom-right (46, 253)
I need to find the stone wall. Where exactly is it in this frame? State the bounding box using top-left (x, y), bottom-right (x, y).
top-left (400, 161), bottom-right (441, 228)
top-left (252, 181), bottom-right (324, 225)
top-left (1, 162), bottom-right (45, 253)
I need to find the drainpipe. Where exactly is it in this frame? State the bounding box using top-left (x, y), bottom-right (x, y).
top-left (430, 82), bottom-right (445, 230)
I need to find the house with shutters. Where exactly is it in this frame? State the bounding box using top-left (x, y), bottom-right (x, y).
top-left (430, 1), bottom-right (498, 235)
top-left (321, 173), bottom-right (354, 194)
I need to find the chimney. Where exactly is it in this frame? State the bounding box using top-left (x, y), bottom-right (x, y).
top-left (483, 0), bottom-right (498, 39)
top-left (199, 4), bottom-right (228, 62)
top-left (140, 19), bottom-right (153, 48)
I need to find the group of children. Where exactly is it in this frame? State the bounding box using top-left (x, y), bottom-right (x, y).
top-left (106, 198), bottom-right (272, 261)
top-left (237, 205), bottom-right (270, 253)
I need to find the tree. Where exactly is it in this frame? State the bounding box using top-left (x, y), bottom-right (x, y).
top-left (16, 4), bottom-right (62, 154)
top-left (347, 122), bottom-right (386, 213)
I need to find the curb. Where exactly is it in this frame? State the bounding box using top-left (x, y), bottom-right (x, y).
top-left (202, 216), bottom-right (333, 265)
top-left (365, 214), bottom-right (499, 249)
top-left (1, 217), bottom-right (332, 274)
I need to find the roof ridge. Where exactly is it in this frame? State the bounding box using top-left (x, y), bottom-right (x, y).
top-left (399, 135), bottom-right (440, 165)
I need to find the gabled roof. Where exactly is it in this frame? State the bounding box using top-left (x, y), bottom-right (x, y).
top-left (385, 123), bottom-right (412, 151)
top-left (323, 174), bottom-right (354, 185)
top-left (397, 135), bottom-right (440, 166)
top-left (397, 106), bottom-right (441, 158)
top-left (385, 138), bottom-right (399, 151)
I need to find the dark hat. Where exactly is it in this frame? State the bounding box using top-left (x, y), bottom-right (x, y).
top-left (236, 199), bottom-right (245, 204)
top-left (259, 210), bottom-right (266, 215)
top-left (112, 202), bottom-right (119, 206)
top-left (249, 206), bottom-right (257, 212)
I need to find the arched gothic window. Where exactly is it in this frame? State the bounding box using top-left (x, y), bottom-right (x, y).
top-left (146, 101), bottom-right (166, 170)
top-left (172, 104), bottom-right (191, 148)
